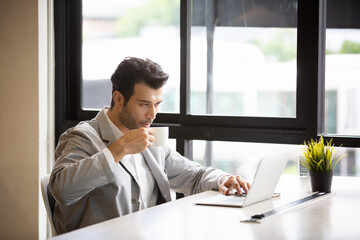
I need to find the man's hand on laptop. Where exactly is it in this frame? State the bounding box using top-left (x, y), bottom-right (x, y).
top-left (219, 175), bottom-right (251, 195)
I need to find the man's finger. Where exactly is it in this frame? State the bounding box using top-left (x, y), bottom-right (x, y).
top-left (233, 182), bottom-right (243, 195)
top-left (236, 176), bottom-right (249, 193)
top-left (148, 135), bottom-right (155, 143)
top-left (220, 185), bottom-right (229, 195)
top-left (225, 176), bottom-right (242, 195)
top-left (243, 181), bottom-right (250, 193)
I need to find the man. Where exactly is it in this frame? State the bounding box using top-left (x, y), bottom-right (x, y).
top-left (49, 57), bottom-right (250, 234)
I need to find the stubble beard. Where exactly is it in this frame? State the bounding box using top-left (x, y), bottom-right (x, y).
top-left (118, 106), bottom-right (152, 130)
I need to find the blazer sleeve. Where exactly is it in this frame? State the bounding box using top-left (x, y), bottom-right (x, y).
top-left (49, 125), bottom-right (115, 206)
top-left (164, 147), bottom-right (229, 196)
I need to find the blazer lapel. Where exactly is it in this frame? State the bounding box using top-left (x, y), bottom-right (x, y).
top-left (141, 149), bottom-right (171, 202)
top-left (119, 156), bottom-right (139, 186)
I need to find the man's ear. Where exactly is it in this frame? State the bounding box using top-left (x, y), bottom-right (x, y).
top-left (113, 91), bottom-right (124, 108)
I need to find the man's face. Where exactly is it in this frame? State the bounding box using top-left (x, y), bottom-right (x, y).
top-left (118, 82), bottom-right (163, 130)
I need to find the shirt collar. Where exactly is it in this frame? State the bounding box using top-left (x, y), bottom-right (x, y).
top-left (103, 107), bottom-right (123, 139)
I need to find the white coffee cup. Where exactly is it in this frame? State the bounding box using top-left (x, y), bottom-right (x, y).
top-left (151, 127), bottom-right (169, 147)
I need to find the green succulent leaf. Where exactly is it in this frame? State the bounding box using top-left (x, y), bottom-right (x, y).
top-left (299, 136), bottom-right (346, 172)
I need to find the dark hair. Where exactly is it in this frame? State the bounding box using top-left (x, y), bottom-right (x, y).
top-left (110, 57), bottom-right (169, 107)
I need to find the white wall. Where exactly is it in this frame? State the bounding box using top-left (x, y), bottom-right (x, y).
top-left (0, 0), bottom-right (40, 238)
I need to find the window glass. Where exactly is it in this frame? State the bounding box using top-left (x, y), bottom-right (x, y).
top-left (190, 1), bottom-right (297, 117)
top-left (193, 141), bottom-right (300, 178)
top-left (82, 0), bottom-right (180, 113)
top-left (325, 29), bottom-right (360, 135)
top-left (192, 141), bottom-right (359, 178)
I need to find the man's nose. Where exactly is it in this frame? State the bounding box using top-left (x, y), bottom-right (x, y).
top-left (146, 106), bottom-right (157, 119)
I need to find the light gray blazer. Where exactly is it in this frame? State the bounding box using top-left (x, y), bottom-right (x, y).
top-left (49, 108), bottom-right (228, 234)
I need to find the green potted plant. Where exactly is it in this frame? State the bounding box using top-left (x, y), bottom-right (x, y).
top-left (299, 136), bottom-right (346, 193)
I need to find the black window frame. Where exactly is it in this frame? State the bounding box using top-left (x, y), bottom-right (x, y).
top-left (55, 0), bottom-right (360, 155)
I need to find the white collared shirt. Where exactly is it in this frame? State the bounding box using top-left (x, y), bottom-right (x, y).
top-left (102, 108), bottom-right (158, 209)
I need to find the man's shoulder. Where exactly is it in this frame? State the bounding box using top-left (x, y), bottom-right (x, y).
top-left (77, 118), bottom-right (100, 132)
top-left (65, 108), bottom-right (107, 133)
top-left (60, 118), bottom-right (100, 141)
top-left (55, 119), bottom-right (103, 156)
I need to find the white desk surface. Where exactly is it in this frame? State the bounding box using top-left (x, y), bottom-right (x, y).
top-left (52, 175), bottom-right (360, 240)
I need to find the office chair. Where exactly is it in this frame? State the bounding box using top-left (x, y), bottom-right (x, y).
top-left (40, 174), bottom-right (57, 236)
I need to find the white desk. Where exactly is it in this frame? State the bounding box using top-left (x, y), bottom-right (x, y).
top-left (52, 175), bottom-right (360, 240)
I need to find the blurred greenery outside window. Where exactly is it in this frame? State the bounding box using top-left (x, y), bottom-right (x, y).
top-left (81, 0), bottom-right (360, 176)
top-left (82, 0), bottom-right (181, 112)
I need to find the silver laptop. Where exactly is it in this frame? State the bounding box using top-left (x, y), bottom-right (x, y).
top-left (195, 151), bottom-right (289, 208)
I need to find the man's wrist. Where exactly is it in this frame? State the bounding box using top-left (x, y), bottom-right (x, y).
top-left (103, 148), bottom-right (119, 169)
top-left (108, 139), bottom-right (127, 163)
